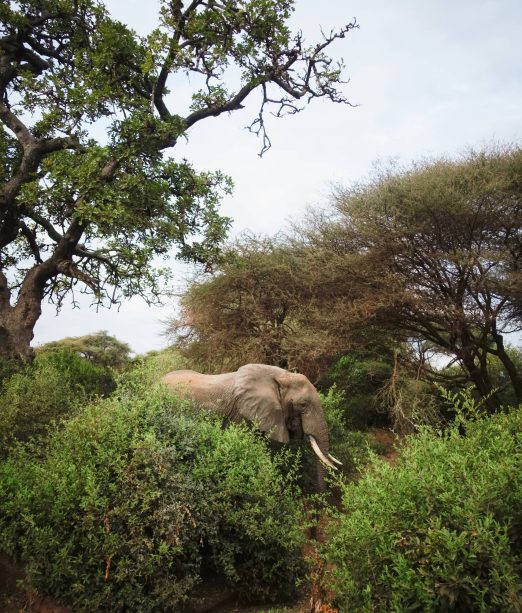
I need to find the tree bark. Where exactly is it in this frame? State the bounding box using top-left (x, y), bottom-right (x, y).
top-left (0, 214), bottom-right (87, 361)
top-left (492, 333), bottom-right (522, 404)
top-left (461, 354), bottom-right (500, 412)
top-left (0, 265), bottom-right (50, 361)
top-left (0, 312), bottom-right (36, 361)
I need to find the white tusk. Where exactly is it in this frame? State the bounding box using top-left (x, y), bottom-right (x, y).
top-left (309, 436), bottom-right (338, 470)
top-left (328, 453), bottom-right (343, 466)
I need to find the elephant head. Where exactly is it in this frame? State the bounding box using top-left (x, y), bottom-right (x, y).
top-left (232, 364), bottom-right (340, 488)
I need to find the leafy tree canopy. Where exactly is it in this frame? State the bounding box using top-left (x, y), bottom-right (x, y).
top-left (170, 235), bottom-right (304, 371)
top-left (37, 330), bottom-right (132, 368)
top-left (300, 145), bottom-right (522, 409)
top-left (167, 234), bottom-right (359, 379)
top-left (0, 0), bottom-right (355, 359)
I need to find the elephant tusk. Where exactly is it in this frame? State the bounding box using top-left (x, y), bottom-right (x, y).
top-left (308, 436), bottom-right (338, 470)
top-left (328, 453), bottom-right (343, 466)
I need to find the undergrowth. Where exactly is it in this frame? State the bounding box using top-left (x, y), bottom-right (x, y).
top-left (0, 368), bottom-right (306, 611)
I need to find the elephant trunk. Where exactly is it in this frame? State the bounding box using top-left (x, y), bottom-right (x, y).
top-left (302, 411), bottom-right (334, 491)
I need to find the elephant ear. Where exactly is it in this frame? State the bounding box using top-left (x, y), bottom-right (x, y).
top-left (232, 364), bottom-right (289, 443)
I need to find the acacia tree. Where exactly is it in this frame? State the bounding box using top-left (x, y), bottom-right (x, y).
top-left (0, 0), bottom-right (355, 360)
top-left (37, 330), bottom-right (131, 369)
top-left (169, 236), bottom-right (310, 372)
top-left (309, 147), bottom-right (522, 409)
top-left (168, 234), bottom-right (383, 380)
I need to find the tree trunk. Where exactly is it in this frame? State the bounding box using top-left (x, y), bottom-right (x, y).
top-left (0, 267), bottom-right (48, 362)
top-left (0, 303), bottom-right (41, 362)
top-left (0, 321), bottom-right (35, 361)
top-left (461, 354), bottom-right (500, 412)
top-left (492, 333), bottom-right (522, 404)
top-left (0, 219), bottom-right (84, 361)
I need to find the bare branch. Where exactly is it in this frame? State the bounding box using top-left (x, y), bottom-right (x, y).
top-left (74, 245), bottom-right (115, 270)
top-left (55, 259), bottom-right (99, 293)
top-left (26, 211), bottom-right (63, 244)
top-left (185, 80), bottom-right (257, 128)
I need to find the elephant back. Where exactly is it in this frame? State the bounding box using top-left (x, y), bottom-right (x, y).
top-left (164, 369), bottom-right (236, 414)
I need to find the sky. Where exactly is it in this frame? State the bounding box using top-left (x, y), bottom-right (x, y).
top-left (34, 0), bottom-right (522, 354)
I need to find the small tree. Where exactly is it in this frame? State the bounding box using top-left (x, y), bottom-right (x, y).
top-left (168, 235), bottom-right (319, 373)
top-left (0, 0), bottom-right (356, 360)
top-left (37, 330), bottom-right (131, 369)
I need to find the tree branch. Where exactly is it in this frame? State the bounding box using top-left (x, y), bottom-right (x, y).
top-left (26, 211), bottom-right (63, 243)
top-left (74, 244), bottom-right (115, 270)
top-left (18, 220), bottom-right (43, 263)
top-left (55, 259), bottom-right (99, 292)
top-left (0, 101), bottom-right (35, 147)
top-left (185, 80), bottom-right (257, 128)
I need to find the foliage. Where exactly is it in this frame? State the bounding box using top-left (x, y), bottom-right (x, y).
top-left (487, 346), bottom-right (522, 407)
top-left (0, 349), bottom-right (111, 452)
top-left (168, 234), bottom-right (376, 381)
top-left (321, 399), bottom-right (522, 612)
top-left (377, 375), bottom-right (444, 434)
top-left (168, 235), bottom-right (332, 378)
top-left (0, 0), bottom-right (355, 360)
top-left (328, 350), bottom-right (448, 434)
top-left (0, 373), bottom-right (306, 610)
top-left (115, 347), bottom-right (190, 393)
top-left (320, 386), bottom-right (373, 473)
top-left (37, 331), bottom-right (132, 369)
top-left (329, 353), bottom-right (392, 395)
top-left (328, 352), bottom-right (393, 429)
top-left (303, 145), bottom-right (522, 410)
top-left (171, 147), bottom-right (522, 405)
top-left (0, 356), bottom-right (24, 389)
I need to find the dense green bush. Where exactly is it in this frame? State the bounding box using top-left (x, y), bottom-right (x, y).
top-left (0, 350), bottom-right (113, 452)
top-left (321, 402), bottom-right (522, 611)
top-left (320, 386), bottom-right (373, 474)
top-left (0, 375), bottom-right (305, 611)
top-left (0, 357), bottom-right (24, 390)
top-left (125, 347), bottom-right (188, 386)
top-left (328, 353), bottom-right (392, 429)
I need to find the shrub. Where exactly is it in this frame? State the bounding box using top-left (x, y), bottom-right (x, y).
top-left (320, 386), bottom-right (373, 473)
top-left (328, 354), bottom-right (392, 429)
top-left (0, 350), bottom-right (112, 452)
top-left (321, 403), bottom-right (522, 611)
top-left (0, 375), bottom-right (305, 611)
top-left (124, 347), bottom-right (188, 387)
top-left (376, 375), bottom-right (444, 434)
top-left (0, 357), bottom-right (24, 390)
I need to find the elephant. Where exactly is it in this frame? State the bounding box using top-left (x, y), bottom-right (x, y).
top-left (163, 363), bottom-right (341, 490)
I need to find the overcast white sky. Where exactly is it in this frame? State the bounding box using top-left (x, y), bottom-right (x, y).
top-left (34, 0), bottom-right (522, 354)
